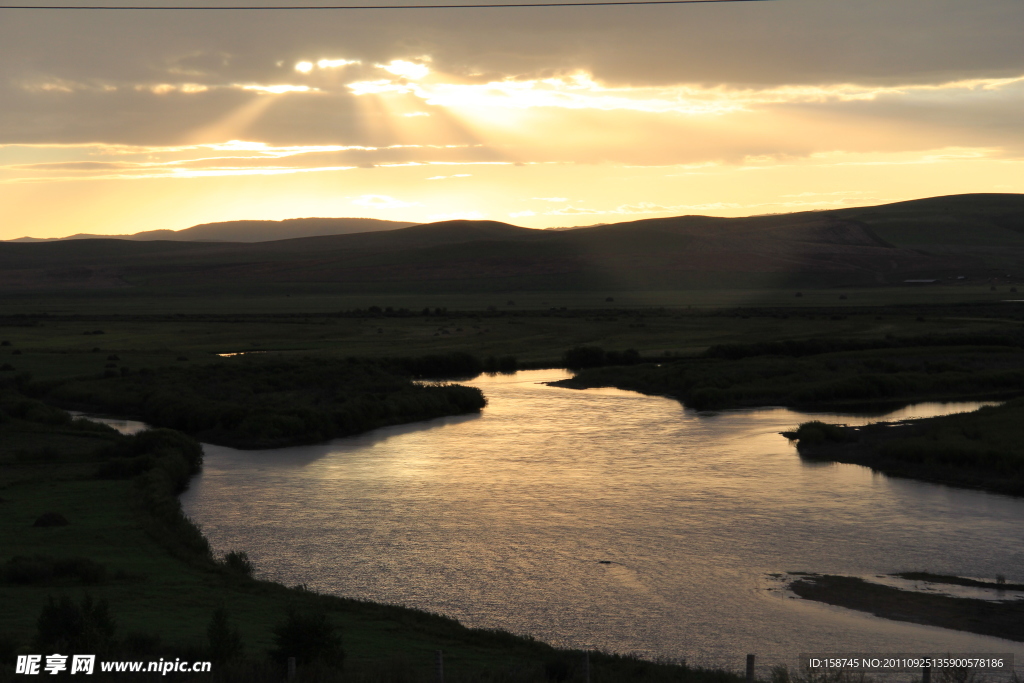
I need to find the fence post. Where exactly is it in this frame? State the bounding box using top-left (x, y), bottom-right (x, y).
top-left (922, 666), bottom-right (931, 683)
top-left (583, 651), bottom-right (591, 683)
top-left (435, 649), bottom-right (444, 683)
top-left (746, 654), bottom-right (756, 683)
top-left (287, 657), bottom-right (296, 681)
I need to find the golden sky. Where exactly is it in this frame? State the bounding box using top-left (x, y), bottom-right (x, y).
top-left (2, 0), bottom-right (1023, 238)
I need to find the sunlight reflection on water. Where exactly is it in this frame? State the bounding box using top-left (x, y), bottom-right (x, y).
top-left (169, 371), bottom-right (1024, 671)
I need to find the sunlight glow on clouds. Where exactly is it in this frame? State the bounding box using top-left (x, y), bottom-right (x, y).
top-left (3, 0), bottom-right (1024, 238)
top-left (344, 70), bottom-right (1024, 119)
top-left (379, 60), bottom-right (430, 80)
top-left (319, 58), bottom-right (362, 69)
top-left (0, 141), bottom-right (492, 184)
top-left (296, 58), bottom-right (362, 72)
top-left (241, 84), bottom-right (315, 94)
top-left (140, 84), bottom-right (210, 95)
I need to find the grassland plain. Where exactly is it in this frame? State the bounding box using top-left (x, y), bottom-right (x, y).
top-left (5, 285), bottom-right (1024, 679)
top-left (3, 297), bottom-right (1024, 380)
top-left (0, 283), bottom-right (1022, 316)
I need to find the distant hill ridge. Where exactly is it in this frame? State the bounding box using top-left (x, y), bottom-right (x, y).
top-left (9, 217), bottom-right (418, 243)
top-left (2, 193), bottom-right (1023, 292)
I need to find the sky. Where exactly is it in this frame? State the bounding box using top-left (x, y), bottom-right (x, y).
top-left (1, 0), bottom-right (1023, 239)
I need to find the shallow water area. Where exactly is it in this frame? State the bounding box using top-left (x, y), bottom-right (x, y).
top-left (170, 370), bottom-right (1024, 672)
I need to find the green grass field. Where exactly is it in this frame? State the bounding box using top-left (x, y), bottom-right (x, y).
top-left (3, 295), bottom-right (1024, 381)
top-left (0, 284), bottom-right (1019, 316)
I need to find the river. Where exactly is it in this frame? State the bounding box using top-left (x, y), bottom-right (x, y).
top-left (156, 370), bottom-right (1024, 672)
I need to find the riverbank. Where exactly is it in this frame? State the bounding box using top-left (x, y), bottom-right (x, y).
top-left (556, 332), bottom-right (1024, 412)
top-left (787, 573), bottom-right (1024, 642)
top-left (787, 399), bottom-right (1024, 498)
top-left (39, 355), bottom-right (487, 449)
top-left (0, 386), bottom-right (734, 682)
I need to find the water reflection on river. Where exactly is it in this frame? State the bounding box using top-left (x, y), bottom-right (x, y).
top-left (175, 370), bottom-right (1024, 670)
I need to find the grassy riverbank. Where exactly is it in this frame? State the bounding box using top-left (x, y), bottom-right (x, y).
top-left (556, 331), bottom-right (1024, 411)
top-left (787, 574), bottom-right (1024, 642)
top-left (788, 399), bottom-right (1024, 497)
top-left (0, 387), bottom-right (740, 681)
top-left (38, 355), bottom-right (486, 449)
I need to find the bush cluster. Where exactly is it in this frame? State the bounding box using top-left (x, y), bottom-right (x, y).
top-left (563, 346), bottom-right (642, 370)
top-left (46, 356), bottom-right (486, 449)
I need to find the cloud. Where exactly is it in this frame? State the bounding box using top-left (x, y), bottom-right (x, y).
top-left (318, 58), bottom-right (362, 70)
top-left (10, 161), bottom-right (142, 171)
top-left (240, 84), bottom-right (316, 94)
top-left (378, 60), bottom-right (430, 81)
top-left (3, 0), bottom-right (1023, 237)
top-left (0, 140), bottom-right (512, 184)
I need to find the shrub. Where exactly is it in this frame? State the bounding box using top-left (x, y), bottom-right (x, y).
top-left (793, 421), bottom-right (855, 445)
top-left (207, 608), bottom-right (243, 662)
top-left (270, 606), bottom-right (344, 668)
top-left (0, 632), bottom-right (19, 666)
top-left (563, 346), bottom-right (606, 370)
top-left (544, 658), bottom-right (572, 681)
top-left (223, 550), bottom-right (254, 577)
top-left (34, 594), bottom-right (116, 652)
top-left (33, 512), bottom-right (69, 527)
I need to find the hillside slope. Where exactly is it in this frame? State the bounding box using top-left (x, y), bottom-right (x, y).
top-left (1, 193), bottom-right (1022, 292)
top-left (8, 217), bottom-right (416, 243)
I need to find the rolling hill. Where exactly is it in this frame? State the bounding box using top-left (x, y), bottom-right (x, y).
top-left (7, 217), bottom-right (416, 243)
top-left (2, 193), bottom-right (1023, 293)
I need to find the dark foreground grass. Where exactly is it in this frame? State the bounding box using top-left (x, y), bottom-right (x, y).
top-left (0, 389), bottom-right (735, 682)
top-left (767, 664), bottom-right (1019, 683)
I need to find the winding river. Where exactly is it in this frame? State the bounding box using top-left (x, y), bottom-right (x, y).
top-left (155, 370), bottom-right (1024, 672)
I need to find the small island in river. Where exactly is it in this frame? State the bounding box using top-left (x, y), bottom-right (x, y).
top-left (785, 573), bottom-right (1024, 642)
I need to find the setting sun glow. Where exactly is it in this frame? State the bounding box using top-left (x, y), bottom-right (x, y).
top-left (2, 0), bottom-right (1022, 238)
